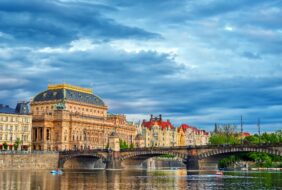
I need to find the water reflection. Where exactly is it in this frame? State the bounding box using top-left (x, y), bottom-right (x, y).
top-left (0, 169), bottom-right (281, 190)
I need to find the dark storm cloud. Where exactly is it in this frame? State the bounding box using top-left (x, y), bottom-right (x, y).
top-left (0, 0), bottom-right (159, 46)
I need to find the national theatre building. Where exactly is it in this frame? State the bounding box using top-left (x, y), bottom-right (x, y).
top-left (31, 84), bottom-right (137, 151)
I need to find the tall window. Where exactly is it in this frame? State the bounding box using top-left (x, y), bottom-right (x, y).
top-left (46, 129), bottom-right (50, 140)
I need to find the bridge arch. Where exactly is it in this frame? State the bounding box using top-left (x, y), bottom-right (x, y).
top-left (120, 150), bottom-right (187, 161)
top-left (188, 147), bottom-right (282, 170)
top-left (119, 150), bottom-right (187, 168)
top-left (197, 147), bottom-right (282, 160)
top-left (59, 152), bottom-right (107, 168)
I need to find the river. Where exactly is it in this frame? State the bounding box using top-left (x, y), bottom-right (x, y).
top-left (0, 169), bottom-right (281, 190)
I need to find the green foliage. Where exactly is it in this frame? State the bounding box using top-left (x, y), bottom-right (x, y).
top-left (248, 152), bottom-right (273, 167)
top-left (244, 135), bottom-right (260, 144)
top-left (209, 133), bottom-right (240, 145)
top-left (159, 154), bottom-right (175, 158)
top-left (119, 139), bottom-right (129, 150)
top-left (244, 131), bottom-right (282, 144)
top-left (210, 130), bottom-right (282, 145)
top-left (3, 142), bottom-right (8, 150)
top-left (129, 143), bottom-right (134, 149)
top-left (219, 155), bottom-right (239, 168)
top-left (213, 130), bottom-right (282, 168)
top-left (13, 138), bottom-right (22, 150)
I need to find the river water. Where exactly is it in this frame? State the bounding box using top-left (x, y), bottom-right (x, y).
top-left (0, 169), bottom-right (281, 190)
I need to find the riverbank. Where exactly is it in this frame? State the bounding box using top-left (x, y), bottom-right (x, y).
top-left (250, 167), bottom-right (282, 171)
top-left (0, 152), bottom-right (59, 170)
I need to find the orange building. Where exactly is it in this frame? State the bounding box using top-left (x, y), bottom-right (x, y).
top-left (30, 84), bottom-right (137, 151)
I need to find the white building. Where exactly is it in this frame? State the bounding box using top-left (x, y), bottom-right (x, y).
top-left (0, 102), bottom-right (32, 151)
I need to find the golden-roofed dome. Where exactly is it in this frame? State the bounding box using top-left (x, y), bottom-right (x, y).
top-left (33, 84), bottom-right (105, 106)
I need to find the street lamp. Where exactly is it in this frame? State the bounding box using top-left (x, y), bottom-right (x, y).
top-left (240, 116), bottom-right (243, 145)
top-left (257, 118), bottom-right (261, 144)
top-left (9, 127), bottom-right (12, 151)
top-left (21, 127), bottom-right (24, 151)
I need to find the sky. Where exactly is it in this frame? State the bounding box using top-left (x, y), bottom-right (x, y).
top-left (0, 0), bottom-right (281, 133)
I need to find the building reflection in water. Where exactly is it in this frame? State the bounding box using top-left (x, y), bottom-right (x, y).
top-left (0, 169), bottom-right (258, 190)
top-left (0, 169), bottom-right (279, 190)
top-left (0, 169), bottom-right (190, 190)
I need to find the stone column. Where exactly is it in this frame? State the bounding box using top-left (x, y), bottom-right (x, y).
top-left (33, 128), bottom-right (37, 141)
top-left (41, 128), bottom-right (43, 141)
top-left (36, 128), bottom-right (39, 141)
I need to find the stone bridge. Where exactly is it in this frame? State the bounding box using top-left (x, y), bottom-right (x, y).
top-left (59, 143), bottom-right (282, 170)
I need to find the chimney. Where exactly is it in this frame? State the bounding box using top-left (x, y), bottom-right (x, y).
top-left (159, 114), bottom-right (162, 121)
top-left (150, 114), bottom-right (153, 120)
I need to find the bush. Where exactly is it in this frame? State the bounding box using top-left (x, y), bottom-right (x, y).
top-left (3, 142), bottom-right (8, 150)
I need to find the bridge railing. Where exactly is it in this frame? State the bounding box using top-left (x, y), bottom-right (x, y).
top-left (59, 149), bottom-right (108, 155)
top-left (119, 142), bottom-right (282, 152)
top-left (5, 143), bottom-right (279, 155)
top-left (0, 150), bottom-right (59, 155)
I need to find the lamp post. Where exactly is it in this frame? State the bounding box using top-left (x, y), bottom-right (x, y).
top-left (240, 116), bottom-right (243, 145)
top-left (9, 127), bottom-right (13, 151)
top-left (21, 127), bottom-right (24, 151)
top-left (257, 118), bottom-right (261, 144)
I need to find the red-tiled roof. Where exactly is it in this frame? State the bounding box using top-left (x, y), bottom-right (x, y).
top-left (242, 132), bottom-right (251, 137)
top-left (179, 124), bottom-right (192, 132)
top-left (142, 119), bottom-right (174, 130)
top-left (179, 124), bottom-right (209, 136)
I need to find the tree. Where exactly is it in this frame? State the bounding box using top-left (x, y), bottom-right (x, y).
top-left (209, 133), bottom-right (240, 145)
top-left (119, 140), bottom-right (129, 150)
top-left (13, 138), bottom-right (22, 151)
top-left (244, 135), bottom-right (260, 144)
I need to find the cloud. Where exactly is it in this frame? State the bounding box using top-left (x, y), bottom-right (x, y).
top-left (0, 0), bottom-right (281, 133)
top-left (241, 51), bottom-right (261, 60)
top-left (0, 0), bottom-right (160, 46)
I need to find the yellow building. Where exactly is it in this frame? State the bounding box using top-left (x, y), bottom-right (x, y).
top-left (178, 124), bottom-right (209, 146)
top-left (0, 102), bottom-right (32, 150)
top-left (177, 126), bottom-right (186, 146)
top-left (141, 115), bottom-right (177, 147)
top-left (30, 84), bottom-right (137, 151)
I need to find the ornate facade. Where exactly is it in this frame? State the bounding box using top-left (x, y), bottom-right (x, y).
top-left (141, 115), bottom-right (177, 147)
top-left (30, 84), bottom-right (137, 151)
top-left (179, 124), bottom-right (210, 146)
top-left (0, 102), bottom-right (32, 150)
top-left (177, 126), bottom-right (186, 146)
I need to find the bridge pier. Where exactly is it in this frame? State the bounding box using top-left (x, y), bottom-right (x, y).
top-left (105, 151), bottom-right (121, 170)
top-left (185, 156), bottom-right (199, 170)
top-left (198, 158), bottom-right (219, 170)
top-left (185, 157), bottom-right (219, 171)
